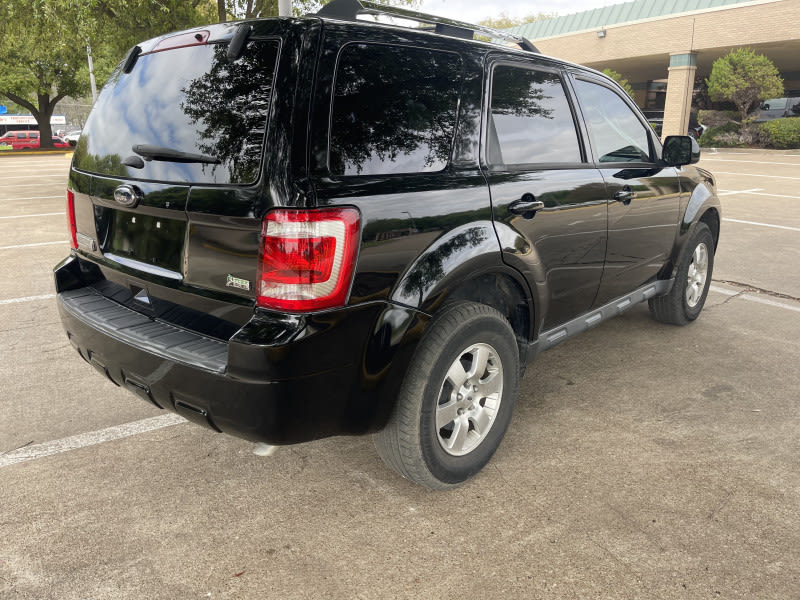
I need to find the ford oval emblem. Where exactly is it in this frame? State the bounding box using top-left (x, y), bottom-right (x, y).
top-left (113, 184), bottom-right (142, 208)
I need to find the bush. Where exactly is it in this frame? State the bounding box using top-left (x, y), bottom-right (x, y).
top-left (758, 118), bottom-right (800, 149)
top-left (706, 47), bottom-right (784, 122)
top-left (699, 122), bottom-right (744, 147)
top-left (697, 110), bottom-right (739, 127)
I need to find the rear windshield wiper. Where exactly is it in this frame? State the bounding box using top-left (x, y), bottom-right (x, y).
top-left (132, 144), bottom-right (220, 164)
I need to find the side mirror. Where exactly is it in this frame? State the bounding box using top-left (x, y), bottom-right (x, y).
top-left (662, 135), bottom-right (700, 167)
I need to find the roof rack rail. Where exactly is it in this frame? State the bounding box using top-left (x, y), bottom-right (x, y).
top-left (315, 0), bottom-right (540, 53)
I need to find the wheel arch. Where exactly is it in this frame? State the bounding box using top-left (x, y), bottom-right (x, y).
top-left (660, 179), bottom-right (721, 282)
top-left (681, 180), bottom-right (721, 242)
top-left (698, 206), bottom-right (721, 251)
top-left (441, 271), bottom-right (532, 362)
top-left (390, 221), bottom-right (536, 342)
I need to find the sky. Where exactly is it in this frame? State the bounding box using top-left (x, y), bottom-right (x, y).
top-left (415, 0), bottom-right (615, 23)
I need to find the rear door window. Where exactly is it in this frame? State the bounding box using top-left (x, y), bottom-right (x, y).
top-left (329, 43), bottom-right (463, 176)
top-left (488, 65), bottom-right (583, 167)
top-left (73, 40), bottom-right (280, 185)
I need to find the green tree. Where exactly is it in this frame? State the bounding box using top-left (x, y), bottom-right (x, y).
top-left (706, 47), bottom-right (783, 122)
top-left (0, 0), bottom-right (211, 148)
top-left (0, 3), bottom-right (85, 147)
top-left (602, 68), bottom-right (635, 98)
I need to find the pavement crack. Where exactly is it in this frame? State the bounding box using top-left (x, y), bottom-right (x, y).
top-left (721, 291), bottom-right (744, 306)
top-left (491, 463), bottom-right (527, 500)
top-left (713, 279), bottom-right (800, 303)
top-left (0, 440), bottom-right (34, 457)
top-left (708, 490), bottom-right (735, 521)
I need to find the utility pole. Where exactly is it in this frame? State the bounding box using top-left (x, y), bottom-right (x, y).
top-left (86, 40), bottom-right (98, 104)
top-left (278, 0), bottom-right (291, 16)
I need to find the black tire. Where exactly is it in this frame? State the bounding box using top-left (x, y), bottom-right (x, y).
top-left (373, 302), bottom-right (519, 490)
top-left (649, 222), bottom-right (715, 325)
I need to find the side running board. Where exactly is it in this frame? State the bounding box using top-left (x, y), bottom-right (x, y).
top-left (528, 279), bottom-right (673, 360)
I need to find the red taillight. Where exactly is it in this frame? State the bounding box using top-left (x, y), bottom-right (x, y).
top-left (66, 189), bottom-right (78, 250)
top-left (257, 207), bottom-right (361, 312)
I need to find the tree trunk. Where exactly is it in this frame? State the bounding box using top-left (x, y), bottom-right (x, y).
top-left (37, 94), bottom-right (55, 149)
top-left (217, 0), bottom-right (227, 22)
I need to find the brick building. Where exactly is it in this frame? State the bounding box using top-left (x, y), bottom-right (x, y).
top-left (510, 0), bottom-right (800, 137)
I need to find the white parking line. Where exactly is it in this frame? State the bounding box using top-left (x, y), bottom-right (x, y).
top-left (702, 158), bottom-right (800, 166)
top-left (0, 294), bottom-right (56, 305)
top-left (712, 171), bottom-right (800, 181)
top-left (718, 190), bottom-right (800, 200)
top-left (710, 285), bottom-right (800, 314)
top-left (717, 188), bottom-right (762, 197)
top-left (2, 174), bottom-right (67, 180)
top-left (0, 414), bottom-right (187, 469)
top-left (0, 212), bottom-right (62, 219)
top-left (0, 195), bottom-right (64, 201)
top-left (3, 182), bottom-right (66, 188)
top-left (704, 152), bottom-right (753, 156)
top-left (0, 241), bottom-right (66, 250)
top-left (722, 218), bottom-right (800, 232)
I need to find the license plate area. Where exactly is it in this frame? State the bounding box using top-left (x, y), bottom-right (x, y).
top-left (103, 210), bottom-right (186, 274)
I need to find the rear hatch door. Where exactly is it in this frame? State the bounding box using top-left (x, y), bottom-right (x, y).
top-left (69, 23), bottom-right (289, 323)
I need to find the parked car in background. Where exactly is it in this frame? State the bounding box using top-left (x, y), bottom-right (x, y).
top-left (63, 130), bottom-right (82, 146)
top-left (0, 130), bottom-right (41, 149)
top-left (50, 136), bottom-right (71, 149)
top-left (754, 97), bottom-right (800, 122)
top-left (643, 111), bottom-right (705, 138)
top-left (0, 131), bottom-right (71, 149)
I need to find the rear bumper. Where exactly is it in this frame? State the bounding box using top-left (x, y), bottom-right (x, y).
top-left (55, 256), bottom-right (426, 445)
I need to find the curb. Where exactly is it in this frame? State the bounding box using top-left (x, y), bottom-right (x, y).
top-left (0, 149), bottom-right (74, 157)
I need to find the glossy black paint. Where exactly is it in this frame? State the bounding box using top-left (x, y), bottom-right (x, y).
top-left (55, 14), bottom-right (721, 446)
top-left (489, 168), bottom-right (608, 330)
top-left (55, 255), bottom-right (429, 442)
top-left (594, 165), bottom-right (680, 306)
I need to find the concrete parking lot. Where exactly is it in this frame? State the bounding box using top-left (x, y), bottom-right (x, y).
top-left (1, 149), bottom-right (798, 599)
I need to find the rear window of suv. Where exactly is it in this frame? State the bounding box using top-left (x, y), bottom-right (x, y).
top-left (73, 40), bottom-right (280, 185)
top-left (329, 43), bottom-right (463, 176)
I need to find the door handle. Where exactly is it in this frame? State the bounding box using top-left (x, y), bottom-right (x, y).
top-left (613, 186), bottom-right (634, 204)
top-left (509, 194), bottom-right (545, 218)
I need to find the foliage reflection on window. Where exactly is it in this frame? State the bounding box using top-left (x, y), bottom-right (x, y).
top-left (73, 41), bottom-right (278, 184)
top-left (489, 67), bottom-right (581, 166)
top-left (181, 41), bottom-right (279, 183)
top-left (329, 44), bottom-right (463, 176)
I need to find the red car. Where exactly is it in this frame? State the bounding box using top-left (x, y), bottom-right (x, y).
top-left (0, 130), bottom-right (70, 149)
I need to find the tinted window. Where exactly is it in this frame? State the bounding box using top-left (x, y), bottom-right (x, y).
top-left (329, 44), bottom-right (462, 176)
top-left (73, 41), bottom-right (279, 184)
top-left (488, 66), bottom-right (581, 166)
top-left (574, 79), bottom-right (651, 163)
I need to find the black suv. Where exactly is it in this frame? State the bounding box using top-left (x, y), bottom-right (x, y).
top-left (55, 0), bottom-right (720, 489)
